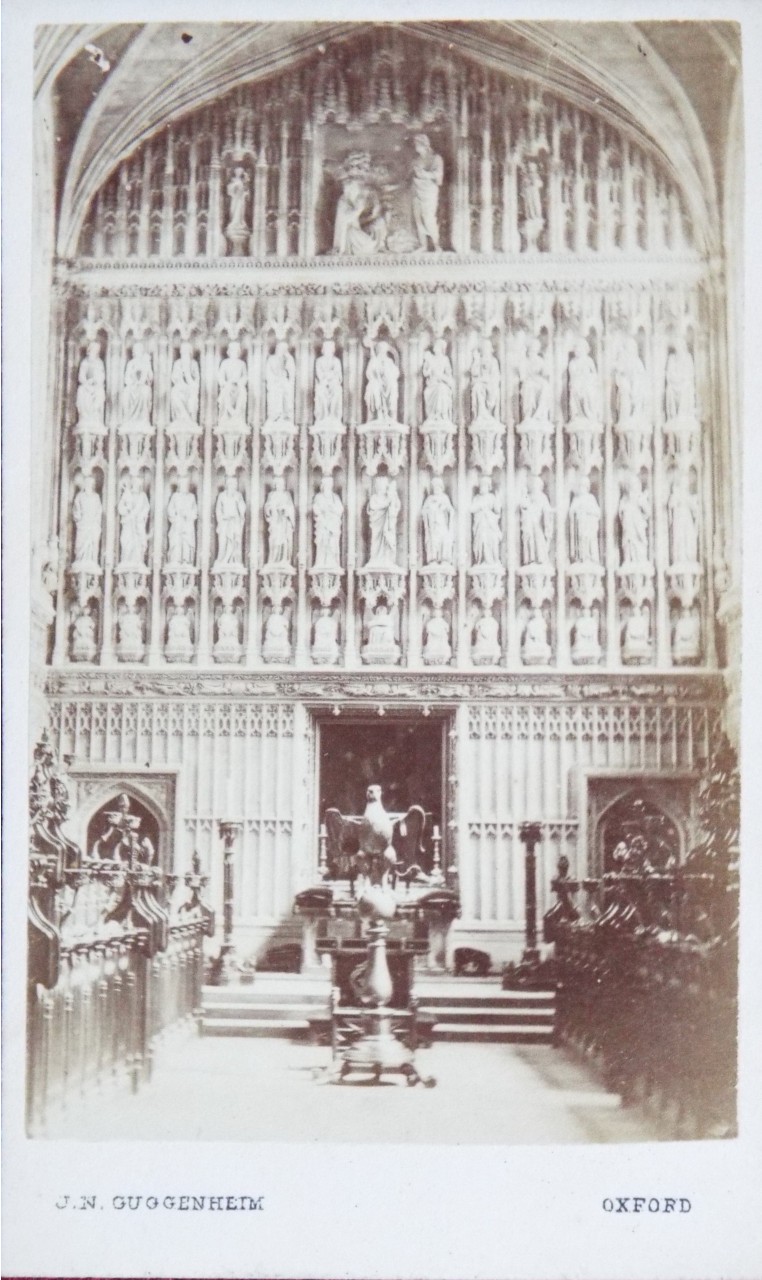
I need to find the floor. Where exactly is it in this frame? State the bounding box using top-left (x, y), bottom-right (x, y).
top-left (42, 1031), bottom-right (667, 1144)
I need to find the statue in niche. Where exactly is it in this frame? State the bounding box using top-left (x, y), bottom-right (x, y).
top-left (313, 607), bottom-right (339, 664)
top-left (366, 475), bottom-right (401, 567)
top-left (618, 472), bottom-right (650, 565)
top-left (170, 342), bottom-right (200, 425)
top-left (423, 607), bottom-right (451, 665)
top-left (572, 607), bottom-right (600, 663)
top-left (470, 340), bottom-right (501, 421)
top-left (263, 605), bottom-right (291, 662)
top-left (411, 134), bottom-right (444, 252)
top-left (265, 476), bottom-right (296, 566)
top-left (668, 474), bottom-right (699, 565)
top-left (312, 475), bottom-right (343, 569)
top-left (71, 607), bottom-right (96, 662)
top-left (225, 166), bottom-right (250, 238)
top-left (72, 475), bottom-right (102, 566)
top-left (523, 609), bottom-right (551, 664)
top-left (166, 477), bottom-right (198, 566)
top-left (615, 337), bottom-right (648, 424)
top-left (314, 340), bottom-right (343, 422)
top-left (568, 476), bottom-right (601, 564)
top-left (215, 475), bottom-right (246, 566)
top-left (76, 342), bottom-right (106, 428)
top-left (623, 606), bottom-right (651, 662)
top-left (117, 474), bottom-right (150, 567)
top-left (519, 473), bottom-right (553, 565)
top-left (332, 153), bottom-right (388, 255)
top-left (117, 605), bottom-right (144, 659)
top-left (166, 605), bottom-right (193, 661)
top-left (122, 341), bottom-right (153, 427)
top-left (364, 604), bottom-right (398, 661)
top-left (473, 611), bottom-right (500, 664)
top-left (364, 341), bottom-right (399, 422)
top-left (422, 339), bottom-right (454, 422)
top-left (217, 340), bottom-right (248, 428)
top-left (471, 476), bottom-right (502, 565)
top-left (521, 161), bottom-right (544, 249)
top-left (421, 477), bottom-right (455, 565)
top-left (673, 607), bottom-right (700, 663)
top-left (665, 336), bottom-right (697, 422)
top-left (568, 339), bottom-right (601, 422)
top-left (214, 604), bottom-right (242, 660)
top-left (520, 339), bottom-right (552, 423)
top-left (265, 341), bottom-right (296, 423)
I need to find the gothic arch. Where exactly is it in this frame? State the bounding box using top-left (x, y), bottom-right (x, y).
top-left (74, 778), bottom-right (171, 867)
top-left (594, 782), bottom-right (688, 872)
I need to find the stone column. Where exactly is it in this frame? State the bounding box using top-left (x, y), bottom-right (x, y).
top-left (148, 333), bottom-right (169, 662)
top-left (277, 120), bottom-right (290, 258)
top-left (196, 335), bottom-right (217, 664)
top-left (100, 332), bottom-right (124, 664)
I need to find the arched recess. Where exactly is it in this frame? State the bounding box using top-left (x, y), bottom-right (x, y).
top-left (68, 771), bottom-right (177, 871)
top-left (54, 20), bottom-right (720, 258)
top-left (86, 791), bottom-right (161, 864)
top-left (597, 788), bottom-right (681, 873)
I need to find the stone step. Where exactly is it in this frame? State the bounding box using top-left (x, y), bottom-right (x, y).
top-left (432, 1022), bottom-right (553, 1042)
top-left (417, 1005), bottom-right (554, 1022)
top-left (203, 985), bottom-right (330, 1006)
top-left (415, 994), bottom-right (554, 1009)
top-left (202, 1017), bottom-right (314, 1038)
top-left (203, 1001), bottom-right (328, 1019)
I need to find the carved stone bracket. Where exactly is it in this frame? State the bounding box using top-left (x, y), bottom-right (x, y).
top-left (663, 418), bottom-right (700, 469)
top-left (419, 565), bottom-right (456, 609)
top-left (309, 419), bottom-right (346, 472)
top-left (667, 565), bottom-right (703, 610)
top-left (262, 421), bottom-right (298, 475)
top-left (420, 419), bottom-right (457, 474)
top-left (114, 567), bottom-right (151, 607)
top-left (567, 564), bottom-right (605, 609)
top-left (357, 421), bottom-right (409, 477)
top-left (517, 567), bottom-right (556, 610)
top-left (117, 426), bottom-right (155, 474)
top-left (67, 565), bottom-right (103, 608)
top-left (213, 566), bottom-right (248, 608)
top-left (468, 416), bottom-right (505, 473)
top-left (260, 567), bottom-right (295, 609)
top-left (214, 427), bottom-right (249, 477)
top-left (565, 419), bottom-right (603, 474)
top-left (616, 564), bottom-right (655, 609)
top-left (467, 564), bottom-right (506, 609)
top-left (517, 419), bottom-right (554, 474)
top-left (162, 566), bottom-right (200, 605)
top-left (615, 421), bottom-right (653, 471)
top-left (73, 425), bottom-right (107, 473)
top-left (308, 568), bottom-right (343, 608)
top-left (166, 424), bottom-right (203, 476)
top-left (357, 565), bottom-right (406, 609)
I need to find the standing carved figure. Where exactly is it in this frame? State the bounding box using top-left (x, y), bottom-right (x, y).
top-left (265, 341), bottom-right (296, 423)
top-left (332, 164), bottom-right (388, 255)
top-left (421, 477), bottom-right (455, 564)
top-left (668, 474), bottom-right (699, 564)
top-left (568, 476), bottom-right (601, 563)
top-left (568, 339), bottom-right (601, 422)
top-left (665, 336), bottom-right (697, 421)
top-left (166, 477), bottom-right (198, 565)
top-left (76, 342), bottom-right (106, 428)
top-left (265, 476), bottom-right (296, 566)
top-left (170, 342), bottom-right (200, 425)
top-left (365, 342), bottom-right (399, 422)
top-left (471, 476), bottom-right (502, 565)
top-left (215, 475), bottom-right (246, 565)
top-left (72, 475), bottom-right (103, 566)
top-left (117, 475), bottom-right (150, 567)
top-left (470, 340), bottom-right (501, 420)
top-left (314, 340), bottom-right (343, 422)
top-left (618, 473), bottom-right (650, 565)
top-left (519, 474), bottom-right (553, 565)
top-left (312, 475), bottom-right (344, 568)
top-left (422, 339), bottom-right (454, 422)
top-left (520, 340), bottom-right (552, 423)
top-left (615, 337), bottom-right (648, 423)
top-left (522, 161), bottom-right (544, 224)
top-left (226, 166), bottom-right (250, 237)
top-left (122, 341), bottom-right (153, 426)
top-left (411, 134), bottom-right (444, 251)
top-left (366, 475), bottom-right (401, 567)
top-left (217, 341), bottom-right (248, 427)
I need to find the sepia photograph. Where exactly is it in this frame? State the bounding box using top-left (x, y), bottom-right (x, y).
top-left (5, 5), bottom-right (762, 1278)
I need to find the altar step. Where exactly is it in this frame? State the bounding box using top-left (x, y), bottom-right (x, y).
top-left (200, 974), bottom-right (555, 1043)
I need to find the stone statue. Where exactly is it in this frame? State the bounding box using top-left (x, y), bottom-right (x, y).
top-left (166, 477), bottom-right (198, 566)
top-left (523, 610), bottom-right (551, 664)
top-left (623, 606), bottom-right (651, 662)
top-left (411, 134), bottom-right (444, 252)
top-left (665, 336), bottom-right (697, 421)
top-left (214, 604), bottom-right (241, 660)
top-left (117, 605), bottom-right (144, 659)
top-left (673, 607), bottom-right (700, 662)
top-left (265, 341), bottom-right (296, 423)
top-left (263, 605), bottom-right (291, 661)
top-left (312, 475), bottom-right (343, 568)
top-left (568, 339), bottom-right (601, 422)
top-left (421, 477), bottom-right (455, 565)
top-left (366, 475), bottom-right (401, 567)
top-left (473, 611), bottom-right (500, 664)
top-left (166, 605), bottom-right (193, 661)
top-left (522, 160), bottom-right (544, 224)
top-left (364, 342), bottom-right (399, 422)
top-left (314, 340), bottom-right (343, 422)
top-left (312, 607), bottom-right (339, 664)
top-left (71, 607), bottom-right (96, 662)
top-left (217, 340), bottom-right (248, 427)
top-left (170, 342), bottom-right (200, 425)
top-left (332, 155), bottom-right (388, 255)
top-left (365, 604), bottom-right (398, 659)
top-left (265, 476), bottom-right (296, 566)
top-left (572, 607), bottom-right (600, 663)
top-left (76, 342), bottom-right (106, 428)
top-left (423, 607), bottom-right (451, 664)
top-left (122, 341), bottom-right (153, 427)
top-left (471, 476), bottom-right (502, 565)
top-left (215, 475), bottom-right (246, 566)
top-left (615, 337), bottom-right (648, 424)
top-left (520, 340), bottom-right (552, 423)
top-left (519, 473), bottom-right (553, 565)
top-left (568, 476), bottom-right (601, 564)
top-left (117, 475), bottom-right (150, 567)
top-left (618, 472), bottom-right (650, 565)
top-left (226, 166), bottom-right (250, 237)
top-left (470, 340), bottom-right (501, 420)
top-left (72, 475), bottom-right (102, 566)
top-left (668, 474), bottom-right (699, 564)
top-left (421, 339), bottom-right (454, 422)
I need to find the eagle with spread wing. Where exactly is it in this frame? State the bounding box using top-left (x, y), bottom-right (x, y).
top-left (324, 784), bottom-right (427, 891)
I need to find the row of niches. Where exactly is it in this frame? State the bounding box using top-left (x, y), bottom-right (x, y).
top-left (76, 28), bottom-right (694, 260)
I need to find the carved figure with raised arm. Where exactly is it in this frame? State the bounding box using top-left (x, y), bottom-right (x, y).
top-left (367, 475), bottom-right (401, 567)
top-left (470, 340), bottom-right (501, 420)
